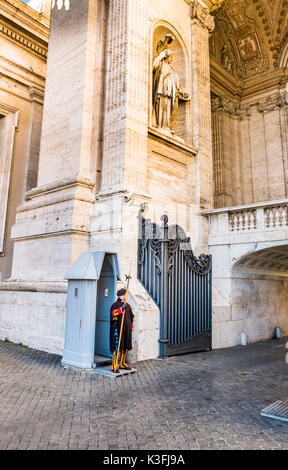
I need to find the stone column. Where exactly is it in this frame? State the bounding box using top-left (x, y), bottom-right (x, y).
top-left (189, 0), bottom-right (215, 253)
top-left (10, 0), bottom-right (103, 282)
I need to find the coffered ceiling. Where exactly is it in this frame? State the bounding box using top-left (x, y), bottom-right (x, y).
top-left (210, 0), bottom-right (288, 91)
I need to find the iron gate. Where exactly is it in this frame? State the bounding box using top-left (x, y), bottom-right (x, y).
top-left (138, 212), bottom-right (212, 357)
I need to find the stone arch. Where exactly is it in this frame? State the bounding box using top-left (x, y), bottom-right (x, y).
top-left (279, 37), bottom-right (288, 68)
top-left (149, 20), bottom-right (190, 141)
top-left (232, 242), bottom-right (288, 276)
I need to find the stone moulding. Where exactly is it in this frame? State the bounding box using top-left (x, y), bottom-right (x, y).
top-left (204, 198), bottom-right (288, 217)
top-left (17, 176), bottom-right (96, 212)
top-left (148, 127), bottom-right (197, 157)
top-left (17, 192), bottom-right (95, 214)
top-left (0, 280), bottom-right (67, 293)
top-left (25, 176), bottom-right (95, 198)
top-left (0, 22), bottom-right (48, 61)
top-left (29, 86), bottom-right (45, 105)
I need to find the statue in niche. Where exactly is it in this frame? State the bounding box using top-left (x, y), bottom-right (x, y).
top-left (220, 45), bottom-right (232, 72)
top-left (152, 34), bottom-right (189, 134)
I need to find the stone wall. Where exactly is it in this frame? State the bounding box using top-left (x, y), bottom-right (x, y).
top-left (0, 0), bottom-right (49, 281)
top-left (213, 272), bottom-right (288, 349)
top-left (211, 87), bottom-right (288, 208)
top-left (0, 288), bottom-right (66, 354)
top-left (207, 203), bottom-right (288, 349)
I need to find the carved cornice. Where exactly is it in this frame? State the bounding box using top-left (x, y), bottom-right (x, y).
top-left (0, 22), bottom-right (48, 61)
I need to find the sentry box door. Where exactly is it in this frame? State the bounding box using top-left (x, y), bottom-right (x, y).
top-left (62, 252), bottom-right (120, 369)
top-left (95, 256), bottom-right (116, 357)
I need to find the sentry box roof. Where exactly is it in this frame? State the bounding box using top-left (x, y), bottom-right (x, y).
top-left (65, 252), bottom-right (120, 281)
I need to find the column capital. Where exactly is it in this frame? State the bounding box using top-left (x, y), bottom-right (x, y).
top-left (184, 0), bottom-right (224, 12)
top-left (211, 95), bottom-right (251, 120)
top-left (189, 0), bottom-right (216, 33)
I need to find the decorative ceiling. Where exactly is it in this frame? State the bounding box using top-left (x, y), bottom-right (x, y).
top-left (210, 0), bottom-right (288, 83)
top-left (234, 244), bottom-right (288, 276)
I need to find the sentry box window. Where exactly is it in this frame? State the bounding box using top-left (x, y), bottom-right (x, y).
top-left (75, 288), bottom-right (78, 297)
top-left (104, 288), bottom-right (109, 297)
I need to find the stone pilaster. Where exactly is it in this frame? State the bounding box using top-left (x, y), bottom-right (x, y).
top-left (100, 0), bottom-right (149, 196)
top-left (0, 107), bottom-right (18, 255)
top-left (91, 0), bottom-right (150, 273)
top-left (25, 86), bottom-right (45, 193)
top-left (211, 95), bottom-right (247, 208)
top-left (189, 0), bottom-right (215, 252)
top-left (211, 105), bottom-right (224, 208)
top-left (280, 100), bottom-right (288, 197)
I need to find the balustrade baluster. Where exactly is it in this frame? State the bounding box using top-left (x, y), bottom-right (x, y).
top-left (241, 211), bottom-right (245, 230)
top-left (265, 208), bottom-right (270, 228)
top-left (236, 212), bottom-right (241, 231)
top-left (272, 207), bottom-right (277, 227)
top-left (230, 213), bottom-right (235, 231)
top-left (278, 207), bottom-right (284, 227)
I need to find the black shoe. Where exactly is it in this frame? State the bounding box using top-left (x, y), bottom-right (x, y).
top-left (119, 365), bottom-right (131, 370)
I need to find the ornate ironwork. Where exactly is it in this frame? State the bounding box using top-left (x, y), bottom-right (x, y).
top-left (137, 210), bottom-right (212, 357)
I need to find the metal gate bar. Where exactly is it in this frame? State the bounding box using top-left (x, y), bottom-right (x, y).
top-left (138, 211), bottom-right (212, 357)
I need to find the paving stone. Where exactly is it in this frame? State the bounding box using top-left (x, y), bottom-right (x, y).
top-left (0, 338), bottom-right (288, 449)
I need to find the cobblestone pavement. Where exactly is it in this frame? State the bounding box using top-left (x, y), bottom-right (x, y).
top-left (0, 337), bottom-right (288, 450)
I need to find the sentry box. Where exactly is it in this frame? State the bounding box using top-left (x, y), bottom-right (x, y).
top-left (61, 252), bottom-right (120, 369)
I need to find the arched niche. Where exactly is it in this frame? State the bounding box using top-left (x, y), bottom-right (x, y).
top-left (151, 23), bottom-right (189, 142)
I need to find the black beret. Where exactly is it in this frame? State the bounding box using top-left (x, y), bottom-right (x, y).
top-left (117, 288), bottom-right (126, 297)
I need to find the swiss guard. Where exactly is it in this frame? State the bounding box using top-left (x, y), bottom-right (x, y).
top-left (110, 288), bottom-right (134, 373)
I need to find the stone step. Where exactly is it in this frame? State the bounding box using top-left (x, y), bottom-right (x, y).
top-left (261, 401), bottom-right (288, 422)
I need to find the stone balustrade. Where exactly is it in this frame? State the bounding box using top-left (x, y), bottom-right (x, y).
top-left (229, 209), bottom-right (257, 232)
top-left (229, 204), bottom-right (288, 232)
top-left (206, 199), bottom-right (288, 240)
top-left (264, 205), bottom-right (288, 229)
